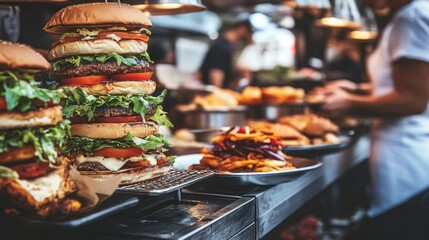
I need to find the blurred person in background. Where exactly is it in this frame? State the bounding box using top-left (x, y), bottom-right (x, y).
top-left (325, 41), bottom-right (363, 83)
top-left (316, 0), bottom-right (429, 239)
top-left (148, 41), bottom-right (174, 89)
top-left (198, 19), bottom-right (253, 89)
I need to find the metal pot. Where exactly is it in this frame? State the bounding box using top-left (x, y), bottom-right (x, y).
top-left (246, 103), bottom-right (306, 121)
top-left (178, 106), bottom-right (247, 129)
top-left (188, 129), bottom-right (222, 143)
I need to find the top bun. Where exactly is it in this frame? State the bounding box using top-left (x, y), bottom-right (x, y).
top-left (0, 41), bottom-right (50, 71)
top-left (44, 3), bottom-right (152, 34)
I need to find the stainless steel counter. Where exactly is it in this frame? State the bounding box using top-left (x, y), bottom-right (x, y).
top-left (186, 133), bottom-right (370, 239)
top-left (248, 134), bottom-right (370, 238)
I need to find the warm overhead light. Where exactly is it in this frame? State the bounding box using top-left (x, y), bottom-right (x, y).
top-left (347, 30), bottom-right (377, 41)
top-left (315, 0), bottom-right (361, 30)
top-left (317, 17), bottom-right (360, 29)
top-left (132, 0), bottom-right (206, 16)
top-left (284, 0), bottom-right (330, 10)
top-left (346, 7), bottom-right (378, 42)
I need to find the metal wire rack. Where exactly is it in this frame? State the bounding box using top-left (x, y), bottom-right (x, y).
top-left (116, 170), bottom-right (214, 197)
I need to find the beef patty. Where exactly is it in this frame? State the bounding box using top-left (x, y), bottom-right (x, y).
top-left (51, 58), bottom-right (152, 80)
top-left (93, 105), bottom-right (157, 118)
top-left (77, 162), bottom-right (109, 171)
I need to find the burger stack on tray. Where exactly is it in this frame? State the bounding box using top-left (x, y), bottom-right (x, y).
top-left (0, 42), bottom-right (81, 217)
top-left (44, 3), bottom-right (174, 185)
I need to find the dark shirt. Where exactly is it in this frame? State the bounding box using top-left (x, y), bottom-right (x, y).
top-left (199, 38), bottom-right (233, 88)
top-left (327, 55), bottom-right (363, 83)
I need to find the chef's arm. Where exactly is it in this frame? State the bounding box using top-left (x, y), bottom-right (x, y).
top-left (325, 79), bottom-right (373, 95)
top-left (355, 82), bottom-right (373, 95)
top-left (350, 59), bottom-right (429, 116)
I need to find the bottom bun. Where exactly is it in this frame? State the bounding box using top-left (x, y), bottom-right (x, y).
top-left (80, 165), bottom-right (172, 186)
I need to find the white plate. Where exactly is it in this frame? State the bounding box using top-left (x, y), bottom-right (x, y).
top-left (173, 154), bottom-right (204, 170)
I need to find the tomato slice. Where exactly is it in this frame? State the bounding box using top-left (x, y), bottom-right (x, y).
top-left (111, 72), bottom-right (153, 82)
top-left (11, 162), bottom-right (51, 180)
top-left (157, 159), bottom-right (166, 165)
top-left (93, 147), bottom-right (143, 158)
top-left (125, 160), bottom-right (151, 168)
top-left (0, 97), bottom-right (56, 111)
top-left (34, 100), bottom-right (55, 107)
top-left (0, 97), bottom-right (7, 111)
top-left (60, 75), bottom-right (107, 86)
top-left (70, 115), bottom-right (143, 124)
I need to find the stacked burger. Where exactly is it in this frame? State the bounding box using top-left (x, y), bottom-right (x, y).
top-left (44, 3), bottom-right (174, 185)
top-left (0, 41), bottom-right (80, 217)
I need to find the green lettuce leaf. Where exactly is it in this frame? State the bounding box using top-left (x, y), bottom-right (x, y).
top-left (0, 121), bottom-right (71, 164)
top-left (64, 132), bottom-right (170, 156)
top-left (61, 88), bottom-right (172, 127)
top-left (52, 53), bottom-right (153, 71)
top-left (166, 155), bottom-right (176, 165)
top-left (60, 27), bottom-right (150, 39)
top-left (150, 105), bottom-right (173, 128)
top-left (0, 71), bottom-right (64, 112)
top-left (0, 166), bottom-right (18, 179)
top-left (140, 28), bottom-right (152, 36)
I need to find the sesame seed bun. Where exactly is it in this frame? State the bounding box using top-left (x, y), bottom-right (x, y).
top-left (0, 41), bottom-right (50, 72)
top-left (44, 3), bottom-right (152, 34)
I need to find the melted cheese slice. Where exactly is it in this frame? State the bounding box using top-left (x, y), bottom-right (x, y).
top-left (16, 171), bottom-right (63, 203)
top-left (143, 154), bottom-right (157, 166)
top-left (77, 154), bottom-right (159, 172)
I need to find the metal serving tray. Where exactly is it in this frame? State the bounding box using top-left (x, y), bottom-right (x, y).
top-left (174, 154), bottom-right (322, 185)
top-left (245, 102), bottom-right (306, 121)
top-left (2, 195), bottom-right (139, 230)
top-left (116, 169), bottom-right (214, 196)
top-left (177, 106), bottom-right (247, 129)
top-left (282, 134), bottom-right (352, 157)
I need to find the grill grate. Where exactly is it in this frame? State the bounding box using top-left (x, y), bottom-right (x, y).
top-left (116, 170), bottom-right (214, 196)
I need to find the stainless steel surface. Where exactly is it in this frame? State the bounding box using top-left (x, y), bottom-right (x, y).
top-left (83, 194), bottom-right (255, 240)
top-left (174, 154), bottom-right (322, 185)
top-left (229, 223), bottom-right (256, 240)
top-left (183, 134), bottom-right (370, 239)
top-left (4, 195), bottom-right (140, 229)
top-left (282, 134), bottom-right (352, 156)
top-left (247, 103), bottom-right (306, 121)
top-left (130, 0), bottom-right (206, 15)
top-left (179, 107), bottom-right (247, 129)
top-left (116, 170), bottom-right (214, 196)
top-left (249, 134), bottom-right (370, 238)
top-left (189, 128), bottom-right (222, 143)
top-left (211, 157), bottom-right (322, 185)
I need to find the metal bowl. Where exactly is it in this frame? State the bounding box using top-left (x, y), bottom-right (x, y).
top-left (189, 129), bottom-right (222, 143)
top-left (177, 106), bottom-right (247, 129)
top-left (246, 103), bottom-right (306, 121)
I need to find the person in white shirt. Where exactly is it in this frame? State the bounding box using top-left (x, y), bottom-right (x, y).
top-left (318, 0), bottom-right (429, 239)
